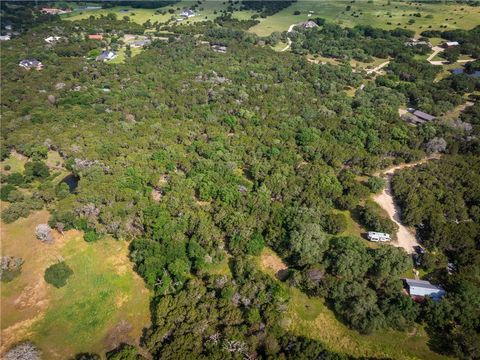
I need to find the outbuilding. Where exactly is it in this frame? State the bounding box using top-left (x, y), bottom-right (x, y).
top-left (442, 41), bottom-right (459, 48)
top-left (412, 110), bottom-right (436, 122)
top-left (404, 279), bottom-right (445, 301)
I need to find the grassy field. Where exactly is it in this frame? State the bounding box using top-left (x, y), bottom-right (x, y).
top-left (63, 1), bottom-right (253, 25)
top-left (258, 248), bottom-right (452, 360)
top-left (1, 211), bottom-right (151, 359)
top-left (109, 46), bottom-right (143, 64)
top-left (248, 0), bottom-right (480, 36)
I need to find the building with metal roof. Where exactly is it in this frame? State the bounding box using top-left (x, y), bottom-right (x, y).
top-left (404, 279), bottom-right (445, 301)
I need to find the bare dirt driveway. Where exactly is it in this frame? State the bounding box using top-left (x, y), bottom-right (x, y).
top-left (373, 157), bottom-right (439, 254)
top-left (280, 23), bottom-right (296, 52)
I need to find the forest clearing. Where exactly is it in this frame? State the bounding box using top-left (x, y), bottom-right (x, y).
top-left (0, 210), bottom-right (151, 359)
top-left (258, 249), bottom-right (452, 360)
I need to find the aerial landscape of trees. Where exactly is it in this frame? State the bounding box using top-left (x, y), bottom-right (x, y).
top-left (1, 1), bottom-right (479, 359)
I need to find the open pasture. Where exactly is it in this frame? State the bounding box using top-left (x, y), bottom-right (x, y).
top-left (248, 0), bottom-right (480, 36)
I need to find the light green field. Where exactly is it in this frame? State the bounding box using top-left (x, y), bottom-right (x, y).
top-left (0, 151), bottom-right (27, 174)
top-left (63, 1), bottom-right (254, 25)
top-left (109, 46), bottom-right (143, 64)
top-left (258, 248), bottom-right (452, 360)
top-left (1, 211), bottom-right (151, 359)
top-left (248, 0), bottom-right (480, 36)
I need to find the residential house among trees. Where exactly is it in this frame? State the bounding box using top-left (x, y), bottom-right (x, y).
top-left (18, 59), bottom-right (43, 70)
top-left (44, 36), bottom-right (61, 44)
top-left (442, 41), bottom-right (460, 48)
top-left (180, 9), bottom-right (196, 18)
top-left (96, 51), bottom-right (116, 62)
top-left (88, 34), bottom-right (103, 40)
top-left (404, 279), bottom-right (446, 301)
top-left (299, 20), bottom-right (318, 29)
top-left (211, 44), bottom-right (227, 53)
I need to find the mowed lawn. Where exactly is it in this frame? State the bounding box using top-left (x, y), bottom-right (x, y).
top-left (1, 211), bottom-right (151, 359)
top-left (258, 248), bottom-right (452, 360)
top-left (248, 0), bottom-right (480, 36)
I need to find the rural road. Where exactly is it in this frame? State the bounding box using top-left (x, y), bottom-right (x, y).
top-left (280, 24), bottom-right (296, 52)
top-left (366, 61), bottom-right (390, 75)
top-left (427, 46), bottom-right (444, 64)
top-left (373, 157), bottom-right (439, 254)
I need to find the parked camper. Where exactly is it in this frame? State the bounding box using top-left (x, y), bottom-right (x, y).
top-left (367, 231), bottom-right (391, 242)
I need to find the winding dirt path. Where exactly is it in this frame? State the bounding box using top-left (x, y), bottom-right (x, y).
top-left (280, 24), bottom-right (296, 52)
top-left (372, 156), bottom-right (439, 254)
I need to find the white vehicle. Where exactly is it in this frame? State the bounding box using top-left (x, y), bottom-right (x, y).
top-left (367, 231), bottom-right (391, 242)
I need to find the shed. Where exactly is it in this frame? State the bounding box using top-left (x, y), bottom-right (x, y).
top-left (413, 110), bottom-right (436, 122)
top-left (404, 279), bottom-right (445, 301)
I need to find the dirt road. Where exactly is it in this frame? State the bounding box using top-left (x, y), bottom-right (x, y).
top-left (373, 157), bottom-right (439, 254)
top-left (366, 61), bottom-right (390, 75)
top-left (280, 24), bottom-right (296, 52)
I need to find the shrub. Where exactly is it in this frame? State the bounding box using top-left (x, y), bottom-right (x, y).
top-left (324, 213), bottom-right (347, 234)
top-left (1, 202), bottom-right (31, 223)
top-left (84, 230), bottom-right (100, 242)
top-left (44, 261), bottom-right (73, 288)
top-left (24, 161), bottom-right (50, 181)
top-left (0, 184), bottom-right (16, 201)
top-left (6, 172), bottom-right (24, 186)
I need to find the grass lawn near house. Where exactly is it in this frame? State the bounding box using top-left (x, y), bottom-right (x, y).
top-left (257, 248), bottom-right (452, 360)
top-left (109, 46), bottom-right (143, 64)
top-left (0, 210), bottom-right (151, 359)
top-left (248, 0), bottom-right (480, 37)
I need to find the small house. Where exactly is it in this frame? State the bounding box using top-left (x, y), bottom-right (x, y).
top-left (300, 20), bottom-right (318, 29)
top-left (0, 35), bottom-right (11, 41)
top-left (367, 232), bottom-right (391, 242)
top-left (211, 45), bottom-right (227, 53)
top-left (45, 36), bottom-right (61, 44)
top-left (404, 279), bottom-right (445, 301)
top-left (442, 41), bottom-right (459, 48)
top-left (88, 34), bottom-right (103, 41)
top-left (96, 51), bottom-right (116, 62)
top-left (19, 59), bottom-right (43, 70)
top-left (180, 9), bottom-right (196, 18)
top-left (412, 110), bottom-right (436, 122)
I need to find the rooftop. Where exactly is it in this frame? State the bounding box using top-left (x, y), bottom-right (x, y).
top-left (405, 279), bottom-right (442, 291)
top-left (413, 110), bottom-right (436, 121)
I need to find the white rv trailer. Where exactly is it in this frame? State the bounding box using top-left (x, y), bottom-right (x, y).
top-left (367, 231), bottom-right (391, 242)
